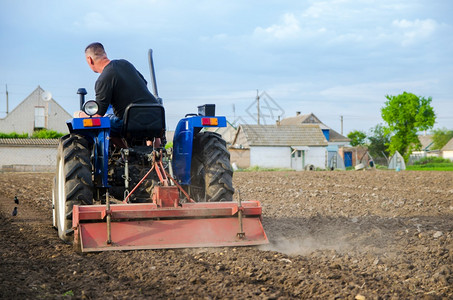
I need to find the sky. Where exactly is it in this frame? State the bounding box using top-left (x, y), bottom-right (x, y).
top-left (0, 0), bottom-right (452, 135)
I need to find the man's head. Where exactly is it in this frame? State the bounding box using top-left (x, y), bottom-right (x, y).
top-left (85, 42), bottom-right (110, 73)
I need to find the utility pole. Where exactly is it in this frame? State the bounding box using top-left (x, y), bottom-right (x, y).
top-left (256, 89), bottom-right (260, 125)
top-left (5, 84), bottom-right (9, 115)
top-left (232, 104), bottom-right (236, 123)
top-left (340, 115), bottom-right (343, 135)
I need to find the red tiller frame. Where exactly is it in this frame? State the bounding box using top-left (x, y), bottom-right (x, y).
top-left (73, 201), bottom-right (268, 252)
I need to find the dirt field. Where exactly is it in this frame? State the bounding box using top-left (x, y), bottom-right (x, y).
top-left (0, 170), bottom-right (452, 299)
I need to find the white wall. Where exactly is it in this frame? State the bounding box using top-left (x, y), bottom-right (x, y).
top-left (250, 146), bottom-right (327, 170)
top-left (305, 147), bottom-right (327, 169)
top-left (0, 145), bottom-right (57, 171)
top-left (443, 150), bottom-right (453, 161)
top-left (250, 146), bottom-right (291, 168)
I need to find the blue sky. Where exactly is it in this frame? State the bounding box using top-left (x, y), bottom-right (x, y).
top-left (0, 0), bottom-right (452, 135)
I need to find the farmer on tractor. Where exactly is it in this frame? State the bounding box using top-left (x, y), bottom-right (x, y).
top-left (76, 42), bottom-right (159, 147)
top-left (53, 46), bottom-right (267, 251)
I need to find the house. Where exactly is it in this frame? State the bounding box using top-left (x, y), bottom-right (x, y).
top-left (409, 134), bottom-right (441, 164)
top-left (338, 145), bottom-right (370, 168)
top-left (230, 124), bottom-right (328, 170)
top-left (0, 86), bottom-right (72, 171)
top-left (279, 112), bottom-right (350, 167)
top-left (441, 137), bottom-right (453, 161)
top-left (0, 86), bottom-right (72, 135)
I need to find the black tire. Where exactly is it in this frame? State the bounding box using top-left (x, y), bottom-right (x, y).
top-left (190, 132), bottom-right (234, 202)
top-left (55, 134), bottom-right (93, 242)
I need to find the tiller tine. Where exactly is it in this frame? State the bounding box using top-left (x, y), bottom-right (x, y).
top-left (73, 201), bottom-right (268, 252)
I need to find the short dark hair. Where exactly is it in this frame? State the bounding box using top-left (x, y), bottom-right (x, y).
top-left (85, 42), bottom-right (106, 58)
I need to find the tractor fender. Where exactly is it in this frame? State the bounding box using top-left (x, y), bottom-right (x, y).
top-left (65, 116), bottom-right (111, 188)
top-left (172, 115), bottom-right (226, 185)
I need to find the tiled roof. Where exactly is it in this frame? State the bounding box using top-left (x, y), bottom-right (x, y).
top-left (280, 114), bottom-right (327, 128)
top-left (441, 137), bottom-right (453, 151)
top-left (0, 138), bottom-right (59, 146)
top-left (418, 135), bottom-right (434, 150)
top-left (328, 128), bottom-right (350, 142)
top-left (239, 124), bottom-right (327, 146)
top-left (279, 113), bottom-right (349, 142)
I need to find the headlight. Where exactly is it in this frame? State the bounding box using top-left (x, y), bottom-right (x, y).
top-left (82, 100), bottom-right (99, 116)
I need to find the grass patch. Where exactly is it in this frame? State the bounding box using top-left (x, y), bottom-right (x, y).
top-left (407, 163), bottom-right (453, 171)
top-left (407, 157), bottom-right (453, 171)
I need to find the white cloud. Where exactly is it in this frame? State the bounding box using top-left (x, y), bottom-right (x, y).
top-left (254, 13), bottom-right (302, 40)
top-left (392, 18), bottom-right (438, 46)
top-left (75, 12), bottom-right (112, 31)
top-left (318, 79), bottom-right (439, 101)
top-left (302, 0), bottom-right (341, 19)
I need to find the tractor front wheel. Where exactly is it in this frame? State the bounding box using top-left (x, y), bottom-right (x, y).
top-left (190, 132), bottom-right (234, 202)
top-left (54, 134), bottom-right (93, 242)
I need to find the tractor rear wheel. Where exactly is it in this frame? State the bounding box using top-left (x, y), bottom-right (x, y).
top-left (190, 132), bottom-right (234, 202)
top-left (54, 134), bottom-right (93, 242)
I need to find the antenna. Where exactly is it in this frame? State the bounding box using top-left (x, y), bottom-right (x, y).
top-left (256, 89), bottom-right (260, 125)
top-left (41, 91), bottom-right (52, 102)
top-left (5, 84), bottom-right (8, 115)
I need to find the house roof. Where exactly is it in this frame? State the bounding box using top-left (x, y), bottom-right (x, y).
top-left (418, 135), bottom-right (434, 150)
top-left (441, 137), bottom-right (453, 151)
top-left (0, 138), bottom-right (59, 146)
top-left (236, 124), bottom-right (328, 147)
top-left (1, 86), bottom-right (71, 121)
top-left (280, 113), bottom-right (327, 128)
top-left (279, 112), bottom-right (349, 142)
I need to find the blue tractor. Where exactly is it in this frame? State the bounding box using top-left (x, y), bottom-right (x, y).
top-left (52, 50), bottom-right (267, 252)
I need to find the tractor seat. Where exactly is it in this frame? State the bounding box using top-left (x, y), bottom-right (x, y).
top-left (121, 103), bottom-right (166, 143)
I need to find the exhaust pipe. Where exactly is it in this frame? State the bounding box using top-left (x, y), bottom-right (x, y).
top-left (148, 49), bottom-right (163, 104)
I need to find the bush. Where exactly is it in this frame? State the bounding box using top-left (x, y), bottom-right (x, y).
top-left (0, 132), bottom-right (29, 138)
top-left (414, 156), bottom-right (451, 165)
top-left (31, 129), bottom-right (65, 139)
top-left (164, 141), bottom-right (173, 150)
top-left (0, 130), bottom-right (65, 139)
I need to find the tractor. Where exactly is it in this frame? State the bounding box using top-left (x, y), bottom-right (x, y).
top-left (52, 50), bottom-right (267, 252)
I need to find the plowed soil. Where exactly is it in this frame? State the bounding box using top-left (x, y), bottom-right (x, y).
top-left (0, 171), bottom-right (452, 299)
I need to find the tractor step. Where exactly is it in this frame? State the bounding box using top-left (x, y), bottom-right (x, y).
top-left (73, 201), bottom-right (268, 252)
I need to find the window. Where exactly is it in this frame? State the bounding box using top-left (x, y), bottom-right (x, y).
top-left (34, 106), bottom-right (45, 129)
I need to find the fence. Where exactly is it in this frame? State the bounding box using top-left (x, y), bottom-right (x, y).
top-left (0, 139), bottom-right (58, 172)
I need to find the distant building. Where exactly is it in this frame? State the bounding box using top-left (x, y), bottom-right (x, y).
top-left (279, 112), bottom-right (351, 167)
top-left (409, 134), bottom-right (441, 164)
top-left (441, 137), bottom-right (453, 161)
top-left (0, 86), bottom-right (72, 135)
top-left (230, 124), bottom-right (328, 170)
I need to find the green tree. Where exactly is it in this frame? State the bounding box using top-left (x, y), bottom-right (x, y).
top-left (431, 127), bottom-right (453, 150)
top-left (347, 130), bottom-right (367, 146)
top-left (381, 92), bottom-right (435, 161)
top-left (368, 124), bottom-right (390, 159)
